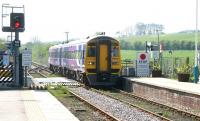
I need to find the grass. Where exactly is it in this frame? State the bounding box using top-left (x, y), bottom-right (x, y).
top-left (48, 85), bottom-right (70, 97)
top-left (48, 73), bottom-right (62, 77)
top-left (119, 32), bottom-right (200, 42)
top-left (121, 50), bottom-right (195, 63)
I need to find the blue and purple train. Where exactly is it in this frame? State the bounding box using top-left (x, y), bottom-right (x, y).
top-left (48, 35), bottom-right (121, 86)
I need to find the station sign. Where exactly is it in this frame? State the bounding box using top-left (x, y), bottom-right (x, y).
top-left (13, 40), bottom-right (21, 47)
top-left (22, 49), bottom-right (32, 67)
top-left (136, 52), bottom-right (150, 77)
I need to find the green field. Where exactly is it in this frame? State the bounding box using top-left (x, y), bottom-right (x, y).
top-left (121, 50), bottom-right (195, 63)
top-left (119, 32), bottom-right (199, 42)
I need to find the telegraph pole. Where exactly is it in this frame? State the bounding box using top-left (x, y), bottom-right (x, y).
top-left (65, 32), bottom-right (69, 43)
top-left (156, 29), bottom-right (160, 56)
top-left (194, 0), bottom-right (199, 83)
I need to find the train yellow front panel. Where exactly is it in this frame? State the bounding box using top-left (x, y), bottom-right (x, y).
top-left (100, 44), bottom-right (108, 71)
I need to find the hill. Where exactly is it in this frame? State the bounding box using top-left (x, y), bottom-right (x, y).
top-left (118, 32), bottom-right (200, 50)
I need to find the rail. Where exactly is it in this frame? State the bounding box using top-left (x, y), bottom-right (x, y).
top-left (90, 87), bottom-right (171, 121)
top-left (113, 88), bottom-right (200, 121)
top-left (68, 89), bottom-right (120, 121)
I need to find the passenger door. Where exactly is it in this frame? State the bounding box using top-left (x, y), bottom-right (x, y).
top-left (99, 44), bottom-right (108, 71)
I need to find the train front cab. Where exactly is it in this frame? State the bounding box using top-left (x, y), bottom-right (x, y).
top-left (85, 36), bottom-right (121, 86)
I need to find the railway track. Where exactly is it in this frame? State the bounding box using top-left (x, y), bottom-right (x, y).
top-left (114, 88), bottom-right (200, 120)
top-left (29, 62), bottom-right (120, 120)
top-left (70, 87), bottom-right (168, 121)
top-left (29, 62), bottom-right (162, 120)
top-left (29, 62), bottom-right (200, 120)
top-left (90, 87), bottom-right (200, 121)
top-left (68, 89), bottom-right (120, 121)
top-left (30, 63), bottom-right (119, 120)
top-left (28, 62), bottom-right (50, 78)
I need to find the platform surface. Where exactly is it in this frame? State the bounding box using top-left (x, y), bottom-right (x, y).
top-left (0, 90), bottom-right (79, 121)
top-left (34, 77), bottom-right (80, 86)
top-left (126, 77), bottom-right (200, 95)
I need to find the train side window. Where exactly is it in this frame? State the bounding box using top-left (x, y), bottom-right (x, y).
top-left (87, 46), bottom-right (96, 57)
top-left (83, 50), bottom-right (85, 59)
top-left (77, 51), bottom-right (81, 59)
top-left (112, 46), bottom-right (119, 57)
top-left (64, 52), bottom-right (67, 58)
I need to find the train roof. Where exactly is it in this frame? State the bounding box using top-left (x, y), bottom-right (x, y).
top-left (49, 44), bottom-right (63, 50)
top-left (68, 35), bottom-right (118, 44)
top-left (49, 35), bottom-right (119, 49)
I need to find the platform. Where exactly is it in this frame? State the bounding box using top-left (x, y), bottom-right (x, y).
top-left (127, 77), bottom-right (200, 95)
top-left (33, 77), bottom-right (80, 87)
top-left (122, 77), bottom-right (200, 114)
top-left (0, 90), bottom-right (79, 121)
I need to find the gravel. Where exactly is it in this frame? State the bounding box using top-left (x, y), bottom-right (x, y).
top-left (70, 87), bottom-right (162, 121)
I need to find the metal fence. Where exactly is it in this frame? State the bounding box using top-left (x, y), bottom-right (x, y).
top-left (121, 59), bottom-right (135, 77)
top-left (120, 57), bottom-right (190, 78)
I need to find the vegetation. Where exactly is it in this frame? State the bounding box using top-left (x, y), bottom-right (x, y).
top-left (22, 39), bottom-right (60, 65)
top-left (20, 32), bottom-right (198, 65)
top-left (152, 62), bottom-right (161, 71)
top-left (121, 50), bottom-right (195, 62)
top-left (48, 85), bottom-right (70, 97)
top-left (133, 23), bottom-right (164, 36)
top-left (176, 65), bottom-right (192, 74)
top-left (118, 32), bottom-right (199, 50)
top-left (176, 57), bottom-right (192, 74)
top-left (0, 38), bottom-right (6, 51)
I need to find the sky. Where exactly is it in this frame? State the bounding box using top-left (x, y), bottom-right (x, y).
top-left (0, 0), bottom-right (198, 43)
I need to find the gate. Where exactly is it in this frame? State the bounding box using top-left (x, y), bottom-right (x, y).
top-left (0, 53), bottom-right (14, 87)
top-left (162, 57), bottom-right (188, 78)
top-left (161, 57), bottom-right (173, 78)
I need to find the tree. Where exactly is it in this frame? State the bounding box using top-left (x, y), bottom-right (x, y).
top-left (134, 23), bottom-right (146, 36)
top-left (134, 23), bottom-right (164, 36)
top-left (22, 37), bottom-right (54, 64)
top-left (0, 38), bottom-right (6, 50)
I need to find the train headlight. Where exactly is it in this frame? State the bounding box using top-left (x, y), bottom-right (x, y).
top-left (112, 61), bottom-right (119, 65)
top-left (88, 61), bottom-right (95, 65)
top-left (112, 62), bottom-right (118, 65)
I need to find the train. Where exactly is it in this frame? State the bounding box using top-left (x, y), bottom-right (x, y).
top-left (48, 35), bottom-right (121, 86)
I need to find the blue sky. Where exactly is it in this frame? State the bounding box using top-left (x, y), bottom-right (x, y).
top-left (0, 0), bottom-right (197, 43)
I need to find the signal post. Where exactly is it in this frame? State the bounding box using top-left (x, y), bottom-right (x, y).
top-left (2, 5), bottom-right (25, 87)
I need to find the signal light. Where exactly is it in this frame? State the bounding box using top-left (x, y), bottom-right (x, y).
top-left (10, 13), bottom-right (24, 31)
top-left (15, 21), bottom-right (20, 28)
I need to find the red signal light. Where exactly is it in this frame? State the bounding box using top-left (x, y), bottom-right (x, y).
top-left (15, 21), bottom-right (20, 28)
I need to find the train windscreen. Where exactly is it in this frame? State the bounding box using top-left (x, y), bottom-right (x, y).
top-left (87, 46), bottom-right (96, 57)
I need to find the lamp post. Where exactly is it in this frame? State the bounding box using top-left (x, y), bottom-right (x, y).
top-left (156, 29), bottom-right (160, 56)
top-left (194, 0), bottom-right (199, 83)
top-left (65, 32), bottom-right (69, 43)
top-left (156, 29), bottom-right (162, 71)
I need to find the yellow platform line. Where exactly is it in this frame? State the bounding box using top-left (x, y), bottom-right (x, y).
top-left (21, 90), bottom-right (47, 121)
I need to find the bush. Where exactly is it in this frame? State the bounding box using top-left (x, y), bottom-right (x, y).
top-left (176, 65), bottom-right (191, 74)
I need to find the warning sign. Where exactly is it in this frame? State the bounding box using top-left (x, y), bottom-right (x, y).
top-left (22, 49), bottom-right (32, 67)
top-left (136, 52), bottom-right (150, 77)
